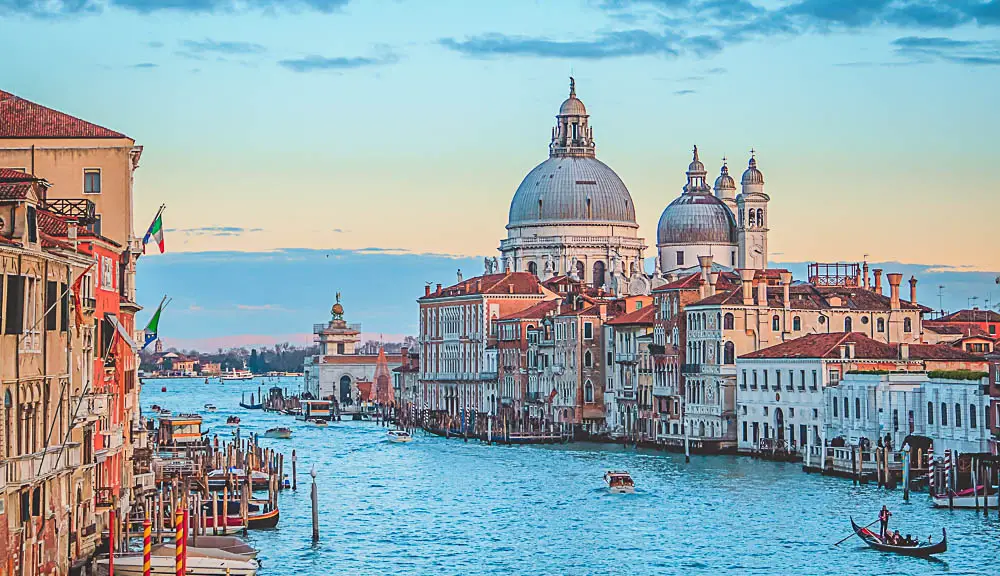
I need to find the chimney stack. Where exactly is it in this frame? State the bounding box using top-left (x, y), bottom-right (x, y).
top-left (698, 255), bottom-right (713, 299)
top-left (899, 342), bottom-right (909, 361)
top-left (887, 273), bottom-right (902, 310)
top-left (756, 277), bottom-right (768, 307)
top-left (908, 275), bottom-right (917, 303)
top-left (740, 269), bottom-right (755, 306)
top-left (780, 272), bottom-right (792, 309)
top-left (436, 283), bottom-right (442, 294)
top-left (457, 268), bottom-right (463, 283)
top-left (862, 261), bottom-right (870, 290)
top-left (708, 272), bottom-right (720, 297)
top-left (873, 269), bottom-right (883, 295)
top-left (424, 285), bottom-right (431, 297)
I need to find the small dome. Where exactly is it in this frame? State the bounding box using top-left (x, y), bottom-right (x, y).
top-left (559, 96), bottom-right (587, 116)
top-left (714, 163), bottom-right (736, 190)
top-left (742, 155), bottom-right (764, 186)
top-left (657, 193), bottom-right (737, 245)
top-left (688, 145), bottom-right (706, 173)
top-left (332, 303), bottom-right (344, 316)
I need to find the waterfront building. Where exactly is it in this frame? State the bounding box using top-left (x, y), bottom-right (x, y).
top-left (552, 295), bottom-right (612, 435)
top-left (987, 351), bottom-right (1000, 454)
top-left (656, 150), bottom-right (769, 273)
top-left (498, 79), bottom-right (647, 291)
top-left (496, 299), bottom-right (560, 431)
top-left (825, 370), bottom-right (991, 456)
top-left (303, 296), bottom-right (401, 405)
top-left (926, 308), bottom-right (1000, 339)
top-left (682, 264), bottom-right (927, 453)
top-left (392, 346), bottom-right (420, 419)
top-left (606, 305), bottom-right (655, 439)
top-left (737, 332), bottom-right (983, 455)
top-left (417, 271), bottom-right (557, 426)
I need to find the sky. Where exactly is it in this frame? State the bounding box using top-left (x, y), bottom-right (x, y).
top-left (2, 0), bottom-right (999, 347)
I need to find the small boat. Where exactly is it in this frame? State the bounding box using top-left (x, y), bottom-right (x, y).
top-left (97, 552), bottom-right (258, 575)
top-left (159, 409), bottom-right (172, 417)
top-left (206, 468), bottom-right (270, 490)
top-left (604, 470), bottom-right (635, 494)
top-left (204, 404), bottom-right (217, 412)
top-left (931, 486), bottom-right (998, 509)
top-left (310, 418), bottom-right (328, 427)
top-left (387, 429), bottom-right (413, 443)
top-left (151, 404), bottom-right (162, 413)
top-left (183, 536), bottom-right (257, 559)
top-left (263, 427), bottom-right (292, 439)
top-left (849, 517), bottom-right (946, 557)
top-left (201, 500), bottom-right (280, 530)
top-left (226, 416), bottom-right (241, 426)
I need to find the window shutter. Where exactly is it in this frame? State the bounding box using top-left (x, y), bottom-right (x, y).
top-left (59, 283), bottom-right (69, 332)
top-left (5, 275), bottom-right (24, 334)
top-left (26, 206), bottom-right (37, 244)
top-left (45, 281), bottom-right (57, 331)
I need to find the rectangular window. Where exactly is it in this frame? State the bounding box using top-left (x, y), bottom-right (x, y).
top-left (84, 169), bottom-right (101, 194)
top-left (776, 370), bottom-right (782, 389)
top-left (799, 370), bottom-right (806, 391)
top-left (751, 370), bottom-right (758, 389)
top-left (833, 398), bottom-right (838, 417)
top-left (741, 369), bottom-right (747, 390)
top-left (764, 370), bottom-right (769, 389)
top-left (59, 283), bottom-right (68, 332)
top-left (828, 369), bottom-right (840, 385)
top-left (742, 421), bottom-right (747, 442)
top-left (811, 370), bottom-right (818, 390)
top-left (676, 251), bottom-right (684, 266)
top-left (787, 369), bottom-right (794, 391)
top-left (21, 277), bottom-right (39, 352)
top-left (44, 281), bottom-right (57, 331)
top-left (584, 322), bottom-right (593, 339)
top-left (800, 424), bottom-right (808, 446)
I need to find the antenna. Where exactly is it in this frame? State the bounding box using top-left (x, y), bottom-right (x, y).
top-left (937, 285), bottom-right (944, 315)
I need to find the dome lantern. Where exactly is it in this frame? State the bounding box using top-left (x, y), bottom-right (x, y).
top-left (683, 145), bottom-right (711, 195)
top-left (550, 77), bottom-right (595, 158)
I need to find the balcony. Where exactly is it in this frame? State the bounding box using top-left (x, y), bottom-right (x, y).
top-left (5, 443), bottom-right (81, 484)
top-left (615, 352), bottom-right (638, 364)
top-left (82, 297), bottom-right (96, 312)
top-left (681, 364), bottom-right (700, 374)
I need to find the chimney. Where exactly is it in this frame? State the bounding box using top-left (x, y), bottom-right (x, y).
top-left (872, 269), bottom-right (883, 295)
top-left (698, 255), bottom-right (713, 283)
top-left (424, 285), bottom-right (431, 297)
top-left (780, 271), bottom-right (792, 309)
top-left (508, 283), bottom-right (514, 294)
top-left (846, 342), bottom-right (855, 359)
top-left (740, 269), bottom-right (755, 305)
top-left (862, 261), bottom-right (870, 290)
top-left (756, 277), bottom-right (768, 307)
top-left (708, 272), bottom-right (720, 297)
top-left (887, 273), bottom-right (902, 310)
top-left (839, 344), bottom-right (848, 359)
top-left (457, 268), bottom-right (463, 283)
top-left (908, 275), bottom-right (917, 303)
top-left (436, 283), bottom-right (442, 294)
top-left (67, 221), bottom-right (78, 249)
top-left (899, 342), bottom-right (909, 360)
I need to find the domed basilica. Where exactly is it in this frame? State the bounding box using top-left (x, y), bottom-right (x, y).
top-left (494, 79), bottom-right (771, 294)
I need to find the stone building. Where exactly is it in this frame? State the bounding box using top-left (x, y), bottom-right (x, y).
top-left (606, 305), bottom-right (656, 439)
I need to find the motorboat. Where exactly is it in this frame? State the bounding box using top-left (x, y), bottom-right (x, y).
top-left (850, 517), bottom-right (946, 557)
top-left (604, 470), bottom-right (635, 494)
top-left (226, 416), bottom-right (241, 426)
top-left (387, 429), bottom-right (413, 443)
top-left (150, 404), bottom-right (162, 413)
top-left (263, 427), bottom-right (292, 439)
top-left (310, 418), bottom-right (328, 427)
top-left (97, 552), bottom-right (258, 575)
top-left (204, 404), bottom-right (217, 412)
top-left (222, 369), bottom-right (255, 381)
top-left (182, 536), bottom-right (258, 559)
top-left (186, 514), bottom-right (247, 534)
top-left (206, 468), bottom-right (270, 490)
top-left (931, 486), bottom-right (999, 508)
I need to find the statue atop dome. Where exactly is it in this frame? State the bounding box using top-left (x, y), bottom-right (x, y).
top-left (332, 292), bottom-right (344, 320)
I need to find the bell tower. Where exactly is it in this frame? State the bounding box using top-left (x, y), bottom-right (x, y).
top-left (736, 152), bottom-right (770, 270)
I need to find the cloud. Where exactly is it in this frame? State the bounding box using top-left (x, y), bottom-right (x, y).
top-left (439, 30), bottom-right (681, 59)
top-left (0, 0), bottom-right (351, 18)
top-left (278, 52), bottom-right (398, 72)
top-left (165, 226), bottom-right (264, 237)
top-left (674, 89), bottom-right (696, 95)
top-left (148, 41), bottom-right (164, 49)
top-left (892, 35), bottom-right (1000, 66)
top-left (180, 38), bottom-right (267, 56)
top-left (331, 228), bottom-right (350, 233)
top-left (131, 62), bottom-right (158, 69)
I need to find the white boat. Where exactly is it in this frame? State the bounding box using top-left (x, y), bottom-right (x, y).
top-left (263, 427), bottom-right (292, 439)
top-left (310, 418), bottom-right (328, 427)
top-left (204, 404), bottom-right (217, 412)
top-left (932, 491), bottom-right (998, 508)
top-left (97, 553), bottom-right (257, 575)
top-left (387, 429), bottom-right (413, 443)
top-left (604, 470), bottom-right (635, 494)
top-left (221, 369), bottom-right (254, 381)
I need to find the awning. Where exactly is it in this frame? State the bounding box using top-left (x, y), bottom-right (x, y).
top-left (106, 313), bottom-right (139, 353)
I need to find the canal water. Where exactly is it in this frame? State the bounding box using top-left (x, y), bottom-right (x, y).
top-left (144, 378), bottom-right (999, 575)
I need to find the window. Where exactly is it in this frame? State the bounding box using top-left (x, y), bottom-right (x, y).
top-left (26, 206), bottom-right (37, 244)
top-left (844, 317), bottom-right (853, 332)
top-left (764, 370), bottom-right (769, 389)
top-left (792, 316), bottom-right (801, 331)
top-left (813, 408), bottom-right (818, 419)
top-left (833, 398), bottom-right (839, 417)
top-left (811, 370), bottom-right (818, 390)
top-left (584, 380), bottom-right (594, 403)
top-left (44, 281), bottom-right (57, 331)
top-left (584, 350), bottom-right (592, 367)
top-left (903, 317), bottom-right (912, 333)
top-left (788, 370), bottom-right (794, 391)
top-left (59, 283), bottom-right (69, 332)
top-left (843, 397), bottom-right (849, 418)
top-left (84, 169), bottom-right (101, 194)
top-left (724, 313), bottom-right (734, 330)
top-left (927, 402), bottom-right (934, 425)
top-left (593, 261), bottom-right (605, 289)
top-left (799, 370), bottom-right (805, 391)
top-left (772, 315), bottom-right (780, 332)
top-left (742, 421), bottom-right (747, 442)
top-left (941, 403), bottom-right (947, 426)
top-left (970, 405), bottom-right (977, 429)
top-left (752, 370), bottom-right (758, 389)
top-left (855, 397), bottom-right (861, 419)
top-left (776, 370), bottom-right (782, 389)
top-left (876, 318), bottom-right (885, 332)
top-left (527, 261), bottom-right (537, 275)
top-left (955, 404), bottom-right (962, 428)
top-left (723, 341), bottom-right (734, 364)
top-left (583, 322), bottom-right (593, 340)
top-left (741, 369), bottom-right (747, 390)
top-left (676, 251), bottom-right (684, 266)
top-left (20, 277), bottom-right (39, 352)
top-left (829, 369), bottom-right (840, 384)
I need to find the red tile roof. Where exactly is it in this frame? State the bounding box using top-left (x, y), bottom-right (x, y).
top-left (498, 300), bottom-right (559, 321)
top-left (691, 283), bottom-right (925, 312)
top-left (422, 272), bottom-right (546, 300)
top-left (607, 305), bottom-right (655, 326)
top-left (934, 309), bottom-right (1000, 323)
top-left (739, 332), bottom-right (981, 361)
top-left (0, 182), bottom-right (33, 200)
top-left (0, 90), bottom-right (127, 139)
top-left (0, 168), bottom-right (36, 182)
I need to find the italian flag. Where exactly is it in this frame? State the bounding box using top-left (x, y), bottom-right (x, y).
top-left (142, 206), bottom-right (165, 254)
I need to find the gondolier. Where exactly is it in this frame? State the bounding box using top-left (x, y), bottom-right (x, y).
top-left (878, 505), bottom-right (892, 538)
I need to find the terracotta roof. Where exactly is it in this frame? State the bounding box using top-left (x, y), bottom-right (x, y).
top-left (421, 272), bottom-right (545, 300)
top-left (934, 309), bottom-right (1000, 323)
top-left (924, 323), bottom-right (963, 335)
top-left (0, 182), bottom-right (33, 200)
top-left (690, 283), bottom-right (924, 312)
top-left (740, 332), bottom-right (981, 361)
top-left (0, 168), bottom-right (37, 182)
top-left (498, 300), bottom-right (559, 321)
top-left (607, 305), bottom-right (655, 326)
top-left (0, 90), bottom-right (127, 139)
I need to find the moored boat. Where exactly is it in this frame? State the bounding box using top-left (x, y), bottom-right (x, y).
top-left (206, 468), bottom-right (270, 490)
top-left (183, 536), bottom-right (258, 559)
top-left (263, 427), bottom-right (292, 439)
top-left (387, 429), bottom-right (413, 443)
top-left (931, 486), bottom-right (998, 508)
top-left (97, 552), bottom-right (257, 575)
top-left (604, 470), bottom-right (635, 494)
top-left (849, 517), bottom-right (946, 557)
top-left (310, 418), bottom-right (328, 427)
top-left (226, 416), bottom-right (241, 426)
top-left (204, 403), bottom-right (217, 412)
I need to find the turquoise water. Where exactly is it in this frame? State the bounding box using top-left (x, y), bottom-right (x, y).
top-left (143, 378), bottom-right (999, 575)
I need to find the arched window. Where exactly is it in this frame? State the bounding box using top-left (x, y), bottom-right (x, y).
top-left (584, 380), bottom-right (594, 403)
top-left (927, 402), bottom-right (934, 425)
top-left (903, 318), bottom-right (912, 333)
top-left (586, 198), bottom-right (592, 219)
top-left (792, 316), bottom-right (801, 331)
top-left (855, 397), bottom-right (861, 419)
top-left (941, 403), bottom-right (948, 426)
top-left (724, 341), bottom-right (735, 364)
top-left (876, 318), bottom-right (885, 332)
top-left (3, 390), bottom-right (11, 458)
top-left (724, 313), bottom-right (734, 330)
top-left (527, 261), bottom-right (537, 275)
top-left (970, 405), bottom-right (977, 429)
top-left (584, 350), bottom-right (592, 367)
top-left (772, 315), bottom-right (780, 332)
top-left (756, 209), bottom-right (764, 226)
top-left (845, 317), bottom-right (853, 332)
top-left (593, 261), bottom-right (605, 289)
top-left (748, 210), bottom-right (756, 226)
top-left (955, 404), bottom-right (962, 428)
top-left (843, 397), bottom-right (849, 418)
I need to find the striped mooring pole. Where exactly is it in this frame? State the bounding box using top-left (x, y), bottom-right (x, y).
top-left (143, 515), bottom-right (152, 576)
top-left (928, 447), bottom-right (935, 496)
top-left (174, 507), bottom-right (185, 576)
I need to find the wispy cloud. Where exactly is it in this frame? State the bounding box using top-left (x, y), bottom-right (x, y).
top-left (891, 36), bottom-right (1000, 66)
top-left (180, 38), bottom-right (267, 56)
top-left (439, 30), bottom-right (682, 60)
top-left (0, 0), bottom-right (351, 18)
top-left (165, 226), bottom-right (264, 237)
top-left (674, 89), bottom-right (696, 95)
top-left (131, 62), bottom-right (158, 69)
top-left (278, 52), bottom-right (398, 72)
top-left (332, 228), bottom-right (350, 233)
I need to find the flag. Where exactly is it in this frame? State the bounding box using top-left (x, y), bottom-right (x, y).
top-left (548, 388), bottom-right (558, 402)
top-left (142, 297), bottom-right (167, 350)
top-left (71, 263), bottom-right (95, 330)
top-left (142, 206), bottom-right (165, 254)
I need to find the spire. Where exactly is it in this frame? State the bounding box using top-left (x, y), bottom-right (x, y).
top-left (684, 145), bottom-right (709, 194)
top-left (550, 78), bottom-right (595, 158)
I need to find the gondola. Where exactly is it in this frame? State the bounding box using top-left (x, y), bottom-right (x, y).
top-left (850, 517), bottom-right (946, 557)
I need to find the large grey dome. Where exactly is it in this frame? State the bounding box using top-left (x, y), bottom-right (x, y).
top-left (657, 193), bottom-right (737, 245)
top-left (507, 156), bottom-right (637, 228)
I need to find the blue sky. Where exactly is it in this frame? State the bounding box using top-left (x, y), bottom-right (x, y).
top-left (3, 0), bottom-right (999, 346)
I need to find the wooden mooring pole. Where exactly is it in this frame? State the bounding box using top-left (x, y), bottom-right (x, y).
top-left (292, 450), bottom-right (298, 491)
top-left (311, 466), bottom-right (320, 543)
